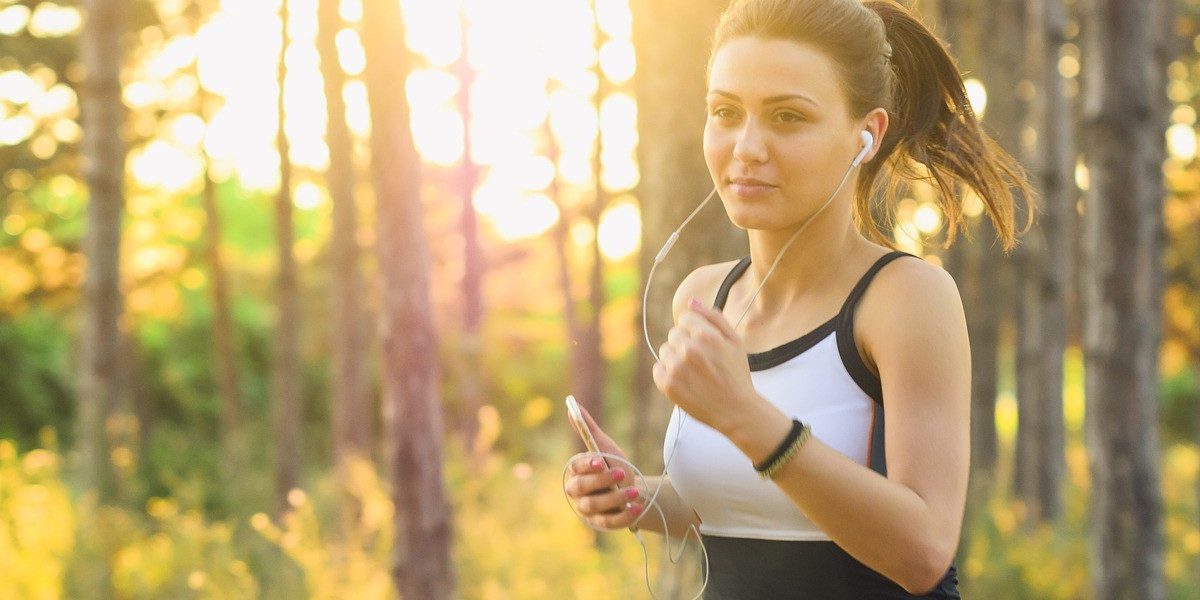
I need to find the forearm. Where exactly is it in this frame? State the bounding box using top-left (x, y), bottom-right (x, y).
top-left (633, 475), bottom-right (701, 537)
top-left (725, 401), bottom-right (957, 594)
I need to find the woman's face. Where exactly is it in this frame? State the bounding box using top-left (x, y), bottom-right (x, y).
top-left (704, 37), bottom-right (870, 232)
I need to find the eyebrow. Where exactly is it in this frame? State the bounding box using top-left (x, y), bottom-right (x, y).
top-left (707, 89), bottom-right (820, 108)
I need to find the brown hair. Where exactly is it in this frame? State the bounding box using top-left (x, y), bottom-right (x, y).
top-left (708, 0), bottom-right (1035, 250)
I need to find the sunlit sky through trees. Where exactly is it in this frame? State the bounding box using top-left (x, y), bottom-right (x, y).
top-left (2, 0), bottom-right (1200, 260)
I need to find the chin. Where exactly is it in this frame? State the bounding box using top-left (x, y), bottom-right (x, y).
top-left (721, 206), bottom-right (776, 232)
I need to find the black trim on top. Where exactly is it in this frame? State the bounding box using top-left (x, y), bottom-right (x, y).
top-left (869, 403), bottom-right (888, 476)
top-left (834, 251), bottom-right (916, 406)
top-left (712, 251), bottom-right (917, 388)
top-left (712, 256), bottom-right (751, 311)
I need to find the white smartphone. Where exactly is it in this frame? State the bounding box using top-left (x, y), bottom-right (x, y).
top-left (565, 395), bottom-right (602, 455)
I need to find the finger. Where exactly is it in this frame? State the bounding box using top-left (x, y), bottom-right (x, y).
top-left (576, 402), bottom-right (598, 434)
top-left (667, 326), bottom-right (688, 347)
top-left (592, 501), bottom-right (645, 530)
top-left (658, 340), bottom-right (678, 366)
top-left (566, 467), bottom-right (629, 498)
top-left (689, 297), bottom-right (738, 341)
top-left (568, 453), bottom-right (607, 476)
top-left (578, 486), bottom-right (641, 516)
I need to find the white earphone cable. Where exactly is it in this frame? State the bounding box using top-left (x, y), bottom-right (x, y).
top-left (566, 131), bottom-right (872, 599)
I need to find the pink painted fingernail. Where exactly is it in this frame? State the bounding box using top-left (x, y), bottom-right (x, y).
top-left (630, 505), bottom-right (643, 516)
top-left (591, 458), bottom-right (602, 469)
top-left (612, 469), bottom-right (626, 482)
top-left (626, 488), bottom-right (639, 499)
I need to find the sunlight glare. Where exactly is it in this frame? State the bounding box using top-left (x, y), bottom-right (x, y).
top-left (400, 0), bottom-right (461, 67)
top-left (343, 80), bottom-right (371, 137)
top-left (597, 200), bottom-right (640, 260)
top-left (469, 126), bottom-right (538, 167)
top-left (0, 5), bottom-right (31, 36)
top-left (407, 69), bottom-right (461, 109)
top-left (1167, 123), bottom-right (1197, 162)
top-left (0, 115), bottom-right (35, 146)
top-left (129, 140), bottom-right (204, 192)
top-left (28, 83), bottom-right (75, 118)
top-left (148, 35), bottom-right (198, 79)
top-left (335, 28), bottom-right (366, 76)
top-left (964, 78), bottom-right (987, 118)
top-left (0, 70), bottom-right (39, 104)
top-left (412, 107), bottom-right (464, 166)
top-left (548, 90), bottom-right (597, 148)
top-left (598, 39), bottom-right (636, 84)
top-left (485, 192), bottom-right (560, 241)
top-left (913, 202), bottom-right (943, 235)
top-left (499, 155), bottom-right (555, 191)
top-left (1075, 159), bottom-right (1090, 191)
top-left (293, 181), bottom-right (325, 210)
top-left (170, 113), bottom-right (206, 148)
top-left (595, 0), bottom-right (633, 38)
top-left (470, 70), bottom-right (549, 131)
top-left (27, 2), bottom-right (81, 38)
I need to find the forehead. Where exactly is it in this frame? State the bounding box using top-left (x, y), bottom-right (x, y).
top-left (707, 37), bottom-right (846, 112)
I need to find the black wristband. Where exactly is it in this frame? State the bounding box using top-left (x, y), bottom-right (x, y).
top-left (753, 418), bottom-right (805, 473)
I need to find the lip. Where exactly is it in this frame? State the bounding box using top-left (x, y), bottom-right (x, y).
top-left (728, 177), bottom-right (777, 198)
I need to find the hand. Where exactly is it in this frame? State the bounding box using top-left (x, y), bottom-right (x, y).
top-left (563, 404), bottom-right (644, 530)
top-left (652, 298), bottom-right (760, 433)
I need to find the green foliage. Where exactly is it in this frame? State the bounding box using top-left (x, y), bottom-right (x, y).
top-left (0, 310), bottom-right (73, 447)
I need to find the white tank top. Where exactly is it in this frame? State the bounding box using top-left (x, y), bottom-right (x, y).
top-left (664, 251), bottom-right (913, 541)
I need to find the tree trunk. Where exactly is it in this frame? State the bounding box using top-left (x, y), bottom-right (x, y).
top-left (78, 0), bottom-right (127, 504)
top-left (1017, 0), bottom-right (1073, 523)
top-left (1080, 0), bottom-right (1168, 597)
top-left (454, 4), bottom-right (485, 459)
top-left (361, 1), bottom-right (455, 597)
top-left (576, 1), bottom-right (611, 433)
top-left (272, 0), bottom-right (303, 516)
top-left (317, 0), bottom-right (371, 526)
top-left (202, 158), bottom-right (248, 494)
top-left (629, 0), bottom-right (746, 468)
top-left (975, 0), bottom-right (1025, 491)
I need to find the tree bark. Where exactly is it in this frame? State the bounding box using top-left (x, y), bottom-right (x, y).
top-left (317, 0), bottom-right (371, 526)
top-left (454, 4), bottom-right (485, 459)
top-left (272, 0), bottom-right (303, 516)
top-left (1080, 0), bottom-right (1168, 597)
top-left (202, 157), bottom-right (248, 491)
top-left (361, 1), bottom-right (455, 597)
top-left (973, 0), bottom-right (1024, 489)
top-left (629, 0), bottom-right (746, 468)
top-left (1015, 0), bottom-right (1072, 523)
top-left (578, 0), bottom-right (610, 437)
top-left (78, 0), bottom-right (127, 504)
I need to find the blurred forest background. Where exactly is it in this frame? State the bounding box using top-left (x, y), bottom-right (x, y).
top-left (0, 0), bottom-right (1198, 598)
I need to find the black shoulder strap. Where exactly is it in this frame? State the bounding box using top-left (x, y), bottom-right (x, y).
top-left (713, 257), bottom-right (752, 310)
top-left (837, 251), bottom-right (914, 318)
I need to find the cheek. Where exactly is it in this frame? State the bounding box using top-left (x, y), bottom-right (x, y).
top-left (702, 125), bottom-right (728, 169)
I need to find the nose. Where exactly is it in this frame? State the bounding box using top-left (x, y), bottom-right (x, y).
top-left (731, 119), bottom-right (768, 165)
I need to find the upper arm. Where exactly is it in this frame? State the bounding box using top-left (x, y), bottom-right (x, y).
top-left (861, 258), bottom-right (971, 550)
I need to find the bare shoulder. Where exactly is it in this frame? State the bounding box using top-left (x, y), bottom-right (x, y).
top-left (857, 254), bottom-right (967, 373)
top-left (671, 259), bottom-right (744, 324)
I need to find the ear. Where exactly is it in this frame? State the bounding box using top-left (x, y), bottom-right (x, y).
top-left (859, 108), bottom-right (889, 164)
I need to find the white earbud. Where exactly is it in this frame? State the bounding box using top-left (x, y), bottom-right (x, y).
top-left (852, 130), bottom-right (874, 167)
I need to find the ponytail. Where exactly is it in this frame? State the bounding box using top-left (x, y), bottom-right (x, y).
top-left (862, 0), bottom-right (1035, 250)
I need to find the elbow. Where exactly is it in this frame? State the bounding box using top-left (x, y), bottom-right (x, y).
top-left (897, 542), bottom-right (956, 596)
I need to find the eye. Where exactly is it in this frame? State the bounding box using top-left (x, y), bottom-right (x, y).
top-left (710, 106), bottom-right (739, 120)
top-left (774, 111), bottom-right (805, 123)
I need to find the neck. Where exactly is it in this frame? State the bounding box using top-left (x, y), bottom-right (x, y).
top-left (735, 195), bottom-right (863, 323)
